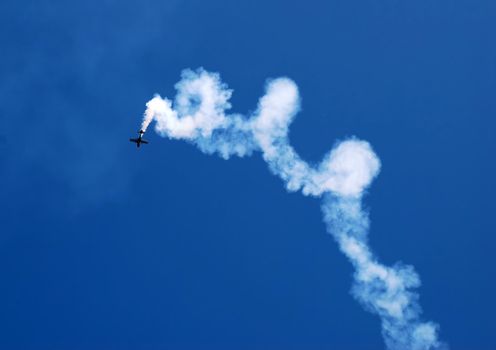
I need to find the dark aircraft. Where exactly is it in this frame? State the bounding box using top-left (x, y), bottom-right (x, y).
top-left (130, 130), bottom-right (149, 147)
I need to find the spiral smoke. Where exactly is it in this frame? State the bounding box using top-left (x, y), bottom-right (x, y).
top-left (140, 68), bottom-right (444, 349)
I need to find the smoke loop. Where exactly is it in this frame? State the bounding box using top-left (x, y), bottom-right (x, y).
top-left (141, 68), bottom-right (444, 350)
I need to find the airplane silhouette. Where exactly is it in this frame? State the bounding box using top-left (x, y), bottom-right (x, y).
top-left (130, 130), bottom-right (149, 147)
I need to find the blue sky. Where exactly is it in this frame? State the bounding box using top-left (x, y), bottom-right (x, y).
top-left (1, 0), bottom-right (495, 349)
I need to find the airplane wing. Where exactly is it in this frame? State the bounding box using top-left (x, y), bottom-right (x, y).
top-left (141, 140), bottom-right (149, 144)
top-left (130, 138), bottom-right (138, 143)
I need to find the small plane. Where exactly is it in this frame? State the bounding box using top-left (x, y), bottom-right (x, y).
top-left (129, 130), bottom-right (149, 148)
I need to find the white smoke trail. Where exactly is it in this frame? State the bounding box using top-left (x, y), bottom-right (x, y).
top-left (141, 68), bottom-right (445, 349)
top-left (322, 196), bottom-right (443, 349)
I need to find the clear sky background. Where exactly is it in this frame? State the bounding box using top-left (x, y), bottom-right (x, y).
top-left (1, 0), bottom-right (495, 349)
